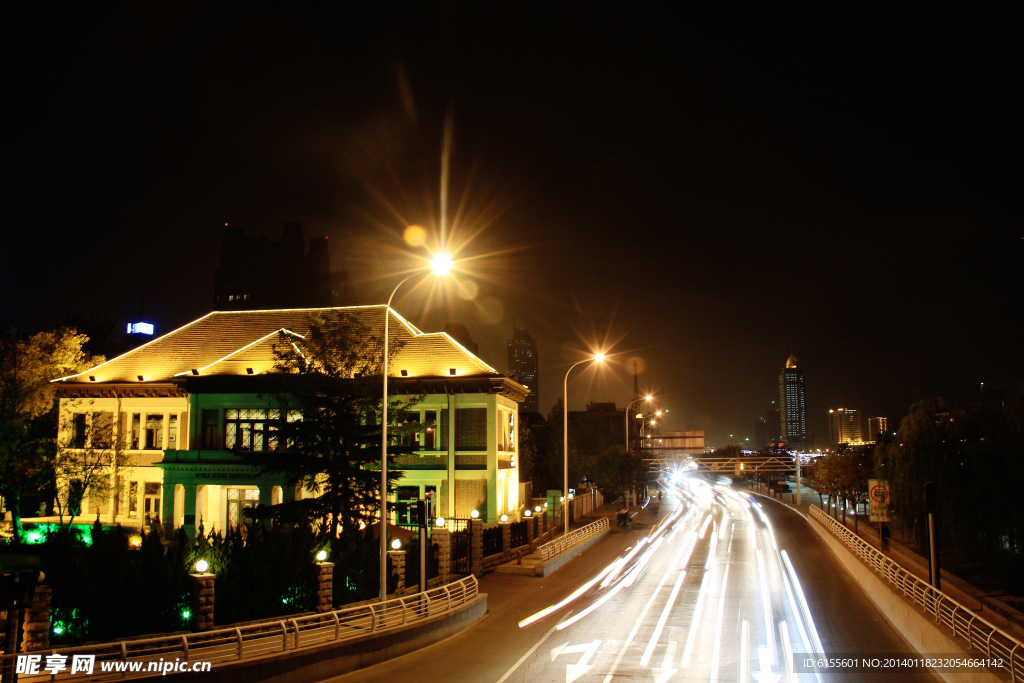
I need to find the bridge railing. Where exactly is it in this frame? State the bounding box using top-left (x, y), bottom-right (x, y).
top-left (537, 517), bottom-right (609, 560)
top-left (0, 576), bottom-right (479, 683)
top-left (810, 505), bottom-right (1023, 682)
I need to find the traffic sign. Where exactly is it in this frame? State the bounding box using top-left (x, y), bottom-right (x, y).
top-left (868, 479), bottom-right (890, 522)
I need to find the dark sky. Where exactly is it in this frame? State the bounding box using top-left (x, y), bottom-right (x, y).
top-left (4, 5), bottom-right (1019, 446)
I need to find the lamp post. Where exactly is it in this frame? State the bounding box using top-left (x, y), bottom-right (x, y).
top-left (624, 396), bottom-right (652, 454)
top-left (379, 253), bottom-right (451, 602)
top-left (563, 354), bottom-right (604, 537)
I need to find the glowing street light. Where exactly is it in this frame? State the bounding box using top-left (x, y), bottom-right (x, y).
top-left (380, 253), bottom-right (451, 602)
top-left (563, 353), bottom-right (605, 537)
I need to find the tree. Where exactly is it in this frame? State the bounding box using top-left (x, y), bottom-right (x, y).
top-left (590, 444), bottom-right (647, 503)
top-left (836, 448), bottom-right (873, 530)
top-left (875, 397), bottom-right (1024, 576)
top-left (241, 312), bottom-right (421, 538)
top-left (52, 396), bottom-right (134, 528)
top-left (0, 328), bottom-right (98, 543)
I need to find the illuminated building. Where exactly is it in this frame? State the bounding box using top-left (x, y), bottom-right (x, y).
top-left (828, 408), bottom-right (863, 444)
top-left (52, 305), bottom-right (527, 536)
top-left (867, 416), bottom-right (889, 440)
top-left (507, 326), bottom-right (539, 414)
top-left (214, 222), bottom-right (355, 310)
top-left (778, 355), bottom-right (807, 443)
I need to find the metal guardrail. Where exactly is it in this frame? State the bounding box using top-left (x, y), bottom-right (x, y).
top-left (1, 576), bottom-right (479, 683)
top-left (810, 505), bottom-right (1023, 682)
top-left (537, 517), bottom-right (609, 560)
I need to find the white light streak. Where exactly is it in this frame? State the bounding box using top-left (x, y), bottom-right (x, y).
top-left (518, 558), bottom-right (619, 628)
top-left (640, 570), bottom-right (686, 666)
top-left (740, 620), bottom-right (750, 683)
top-left (680, 570), bottom-right (711, 667)
top-left (709, 565), bottom-right (730, 683)
top-left (782, 550), bottom-right (826, 657)
top-left (756, 547), bottom-right (777, 664)
top-left (698, 514), bottom-right (713, 538)
top-left (780, 620), bottom-right (794, 679)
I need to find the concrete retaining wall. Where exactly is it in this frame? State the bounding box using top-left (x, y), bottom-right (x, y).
top-left (537, 528), bottom-right (608, 577)
top-left (136, 595), bottom-right (487, 683)
top-left (809, 516), bottom-right (1006, 683)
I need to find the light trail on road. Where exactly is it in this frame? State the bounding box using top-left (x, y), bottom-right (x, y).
top-left (497, 476), bottom-right (940, 683)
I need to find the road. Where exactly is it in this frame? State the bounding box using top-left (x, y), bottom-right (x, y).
top-left (328, 477), bottom-right (939, 683)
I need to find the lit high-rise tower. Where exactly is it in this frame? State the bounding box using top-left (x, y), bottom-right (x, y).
top-left (508, 326), bottom-right (539, 414)
top-left (778, 354), bottom-right (807, 443)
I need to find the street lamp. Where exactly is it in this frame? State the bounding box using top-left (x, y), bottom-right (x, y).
top-left (379, 253), bottom-right (450, 602)
top-left (563, 353), bottom-right (604, 537)
top-left (624, 395), bottom-right (652, 454)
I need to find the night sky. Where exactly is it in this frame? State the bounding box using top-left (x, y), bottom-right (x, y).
top-left (4, 5), bottom-right (1018, 446)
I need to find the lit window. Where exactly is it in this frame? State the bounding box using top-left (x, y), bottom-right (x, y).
top-left (225, 409), bottom-right (281, 451)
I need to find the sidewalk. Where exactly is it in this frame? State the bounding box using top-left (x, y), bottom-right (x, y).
top-left (495, 498), bottom-right (666, 576)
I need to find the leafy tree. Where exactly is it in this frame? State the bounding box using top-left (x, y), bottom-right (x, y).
top-left (52, 397), bottom-right (134, 528)
top-left (0, 328), bottom-right (98, 543)
top-left (875, 397), bottom-right (1024, 587)
top-left (242, 312), bottom-right (421, 538)
top-left (590, 444), bottom-right (647, 502)
top-left (836, 448), bottom-right (873, 530)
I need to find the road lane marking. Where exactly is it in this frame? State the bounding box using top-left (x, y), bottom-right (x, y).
top-left (550, 640), bottom-right (601, 683)
top-left (494, 623), bottom-right (558, 683)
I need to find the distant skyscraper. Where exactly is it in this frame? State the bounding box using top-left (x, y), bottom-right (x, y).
top-left (867, 416), bottom-right (889, 441)
top-left (508, 326), bottom-right (539, 414)
top-left (778, 355), bottom-right (807, 443)
top-left (828, 408), bottom-right (863, 444)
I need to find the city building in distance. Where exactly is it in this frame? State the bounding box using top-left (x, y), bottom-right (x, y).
top-left (867, 416), bottom-right (889, 441)
top-left (828, 407), bottom-right (864, 445)
top-left (778, 354), bottom-right (808, 445)
top-left (507, 325), bottom-right (539, 414)
top-left (214, 222), bottom-right (355, 310)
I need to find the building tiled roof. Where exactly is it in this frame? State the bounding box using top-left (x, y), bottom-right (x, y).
top-left (54, 305), bottom-right (498, 384)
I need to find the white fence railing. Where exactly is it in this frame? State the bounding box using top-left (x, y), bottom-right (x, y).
top-left (538, 517), bottom-right (609, 560)
top-left (0, 576), bottom-right (479, 683)
top-left (810, 505), bottom-right (1023, 682)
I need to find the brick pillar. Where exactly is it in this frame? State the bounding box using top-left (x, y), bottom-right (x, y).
top-left (21, 583), bottom-right (51, 652)
top-left (387, 550), bottom-right (406, 597)
top-left (500, 523), bottom-right (512, 560)
top-left (314, 562), bottom-right (334, 612)
top-left (190, 573), bottom-right (215, 631)
top-left (526, 516), bottom-right (534, 546)
top-left (433, 529), bottom-right (451, 584)
top-left (470, 519), bottom-right (484, 577)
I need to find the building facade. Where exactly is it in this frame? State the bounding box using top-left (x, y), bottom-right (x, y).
top-left (778, 355), bottom-right (807, 444)
top-left (53, 306), bottom-right (526, 538)
top-left (214, 222), bottom-right (355, 310)
top-left (828, 408), bottom-right (863, 444)
top-left (507, 326), bottom-right (539, 414)
top-left (867, 416), bottom-right (889, 441)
